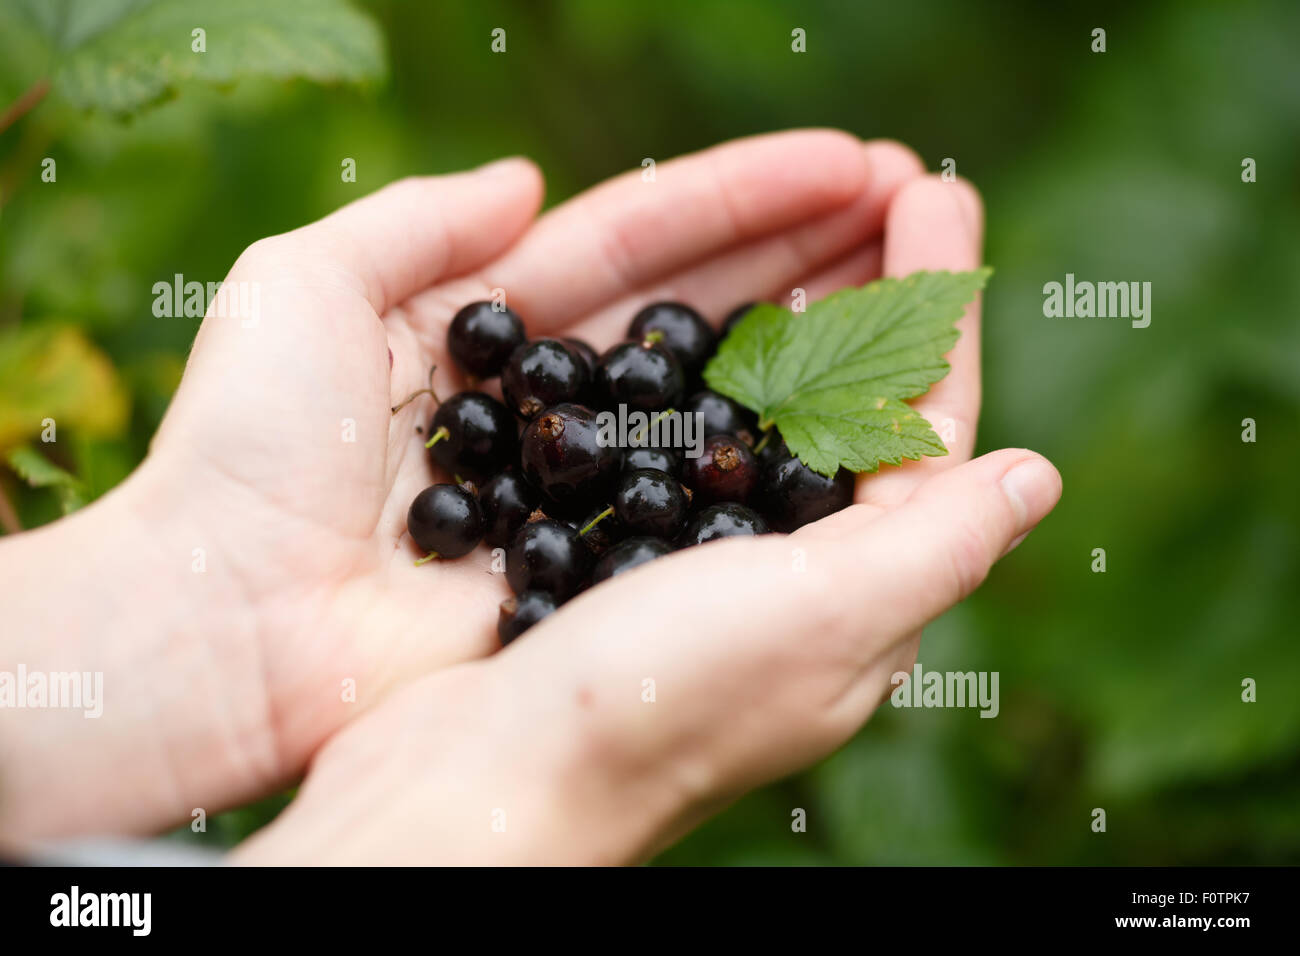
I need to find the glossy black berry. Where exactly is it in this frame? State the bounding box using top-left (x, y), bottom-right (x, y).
top-left (596, 338), bottom-right (685, 412)
top-left (681, 434), bottom-right (759, 505)
top-left (498, 590), bottom-right (558, 645)
top-left (408, 484), bottom-right (483, 558)
top-left (628, 302), bottom-right (717, 379)
top-left (520, 403), bottom-right (621, 506)
top-left (721, 302), bottom-right (755, 340)
top-left (681, 390), bottom-right (758, 445)
top-left (591, 536), bottom-right (673, 585)
top-left (447, 302), bottom-right (527, 379)
top-left (426, 392), bottom-right (518, 483)
top-left (501, 339), bottom-right (590, 420)
top-left (679, 502), bottom-right (769, 546)
top-left (478, 472), bottom-right (539, 548)
top-left (614, 468), bottom-right (688, 539)
top-left (757, 431), bottom-right (790, 468)
top-left (562, 338), bottom-right (599, 377)
top-left (561, 338), bottom-right (600, 403)
top-left (539, 495), bottom-right (594, 528)
top-left (760, 456), bottom-right (855, 532)
top-left (623, 446), bottom-right (682, 478)
top-left (506, 518), bottom-right (592, 600)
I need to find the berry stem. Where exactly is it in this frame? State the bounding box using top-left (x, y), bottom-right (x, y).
top-left (413, 552), bottom-right (440, 566)
top-left (642, 330), bottom-right (665, 346)
top-left (578, 506), bottom-right (614, 536)
top-left (631, 407), bottom-right (675, 444)
top-left (753, 427), bottom-right (775, 456)
top-left (391, 389), bottom-right (435, 414)
top-left (424, 425), bottom-right (450, 449)
top-left (391, 364), bottom-right (442, 414)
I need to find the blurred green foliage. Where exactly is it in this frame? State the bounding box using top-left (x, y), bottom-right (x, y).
top-left (1, 0), bottom-right (1296, 863)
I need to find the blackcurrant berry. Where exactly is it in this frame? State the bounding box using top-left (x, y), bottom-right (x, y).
top-left (614, 468), bottom-right (688, 539)
top-left (756, 430), bottom-right (790, 467)
top-left (501, 339), bottom-right (590, 420)
top-left (721, 302), bottom-right (755, 340)
top-left (623, 446), bottom-right (682, 478)
top-left (520, 403), bottom-right (621, 507)
top-left (498, 590), bottom-right (558, 645)
top-left (681, 434), bottom-right (759, 505)
top-left (596, 338), bottom-right (685, 412)
top-left (562, 338), bottom-right (599, 377)
top-left (478, 472), bottom-right (539, 548)
top-left (681, 389), bottom-right (758, 445)
top-left (506, 518), bottom-right (591, 599)
top-left (426, 392), bottom-right (518, 483)
top-left (591, 536), bottom-right (673, 585)
top-left (539, 496), bottom-right (594, 528)
top-left (408, 484), bottom-right (484, 559)
top-left (679, 502), bottom-right (769, 546)
top-left (627, 302), bottom-right (716, 379)
top-left (760, 455), bottom-right (855, 532)
top-left (447, 302), bottom-right (526, 379)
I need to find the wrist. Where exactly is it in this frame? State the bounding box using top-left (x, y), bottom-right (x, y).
top-left (0, 455), bottom-right (281, 844)
top-left (231, 664), bottom-right (681, 865)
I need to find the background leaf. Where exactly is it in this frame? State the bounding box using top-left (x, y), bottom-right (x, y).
top-left (6, 443), bottom-right (86, 512)
top-left (0, 324), bottom-right (129, 450)
top-left (5, 0), bottom-right (385, 117)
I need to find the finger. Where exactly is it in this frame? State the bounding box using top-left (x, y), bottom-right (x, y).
top-left (241, 448), bottom-right (1059, 865)
top-left (861, 175), bottom-right (985, 507)
top-left (477, 448), bottom-right (1058, 860)
top-left (558, 141), bottom-right (920, 347)
top-left (233, 159), bottom-right (545, 316)
top-left (795, 239), bottom-right (884, 302)
top-left (816, 448), bottom-right (1059, 637)
top-left (480, 130), bottom-right (891, 332)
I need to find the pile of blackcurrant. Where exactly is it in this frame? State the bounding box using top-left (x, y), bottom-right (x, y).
top-left (404, 300), bottom-right (854, 645)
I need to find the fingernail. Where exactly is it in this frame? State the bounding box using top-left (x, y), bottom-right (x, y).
top-left (1000, 458), bottom-right (1060, 536)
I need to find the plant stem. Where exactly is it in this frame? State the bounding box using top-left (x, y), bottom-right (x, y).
top-left (0, 78), bottom-right (50, 137)
top-left (753, 427), bottom-right (774, 456)
top-left (392, 364), bottom-right (441, 414)
top-left (413, 552), bottom-right (439, 566)
top-left (631, 408), bottom-right (674, 445)
top-left (424, 425), bottom-right (449, 449)
top-left (578, 505), bottom-right (614, 536)
top-left (391, 388), bottom-right (436, 414)
top-left (0, 480), bottom-right (22, 534)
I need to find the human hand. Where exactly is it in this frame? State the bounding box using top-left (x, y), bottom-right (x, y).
top-left (2, 130), bottom-right (957, 842)
top-left (229, 136), bottom-right (1063, 864)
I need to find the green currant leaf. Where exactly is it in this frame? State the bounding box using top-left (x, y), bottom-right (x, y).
top-left (6, 445), bottom-right (87, 514)
top-left (8, 0), bottom-right (385, 118)
top-left (703, 268), bottom-right (992, 476)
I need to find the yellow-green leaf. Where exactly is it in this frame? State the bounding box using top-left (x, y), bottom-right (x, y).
top-left (0, 324), bottom-right (129, 450)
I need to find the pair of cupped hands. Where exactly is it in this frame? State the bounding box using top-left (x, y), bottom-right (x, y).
top-left (0, 130), bottom-right (1060, 864)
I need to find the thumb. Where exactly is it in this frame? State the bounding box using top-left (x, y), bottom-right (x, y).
top-left (819, 448), bottom-right (1062, 640)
